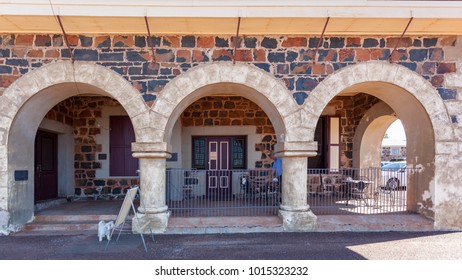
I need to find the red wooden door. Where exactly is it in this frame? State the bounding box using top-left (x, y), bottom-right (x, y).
top-left (34, 130), bottom-right (58, 202)
top-left (207, 137), bottom-right (232, 200)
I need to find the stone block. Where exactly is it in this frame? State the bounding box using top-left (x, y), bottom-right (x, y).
top-left (282, 37), bottom-right (307, 48)
top-left (181, 36), bottom-right (195, 48)
top-left (429, 48), bottom-right (444, 61)
top-left (215, 37), bottom-right (229, 47)
top-left (437, 63), bottom-right (456, 74)
top-left (339, 49), bottom-right (355, 62)
top-left (15, 35), bottom-right (33, 45)
top-left (277, 64), bottom-right (290, 76)
top-left (231, 49), bottom-right (250, 62)
top-left (278, 209), bottom-right (317, 232)
top-left (267, 52), bottom-right (285, 63)
top-left (212, 49), bottom-right (232, 61)
top-left (132, 211), bottom-right (170, 234)
top-left (73, 49), bottom-right (98, 61)
top-left (124, 96), bottom-right (148, 118)
top-left (397, 62), bottom-right (417, 71)
top-left (34, 35), bottom-right (51, 47)
top-left (436, 142), bottom-right (458, 155)
top-left (244, 37), bottom-right (257, 48)
top-left (196, 36), bottom-right (213, 48)
top-left (346, 37), bottom-right (361, 47)
top-left (295, 77), bottom-right (317, 91)
top-left (409, 49), bottom-right (428, 61)
top-left (95, 36), bottom-right (111, 48)
top-left (261, 37), bottom-right (278, 49)
top-left (0, 97), bottom-right (19, 119)
top-left (293, 91), bottom-right (308, 105)
top-left (317, 49), bottom-right (337, 62)
top-left (155, 49), bottom-right (175, 63)
top-left (423, 38), bottom-right (438, 47)
top-left (127, 51), bottom-right (148, 62)
top-left (79, 36), bottom-right (93, 47)
top-left (99, 53), bottom-right (124, 61)
top-left (290, 62), bottom-right (311, 74)
top-left (230, 64), bottom-right (252, 85)
top-left (363, 38), bottom-right (379, 48)
top-left (147, 79), bottom-right (168, 93)
top-left (0, 66), bottom-right (12, 74)
top-left (386, 37), bottom-right (412, 48)
top-left (6, 58), bottom-right (28, 67)
top-left (329, 37), bottom-right (345, 48)
top-left (366, 61), bottom-right (385, 81)
top-left (254, 63), bottom-right (271, 73)
top-left (437, 88), bottom-right (457, 100)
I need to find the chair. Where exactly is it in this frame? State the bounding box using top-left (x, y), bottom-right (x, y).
top-left (105, 186), bottom-right (154, 252)
top-left (183, 170), bottom-right (199, 199)
top-left (307, 174), bottom-right (322, 196)
top-left (248, 169), bottom-right (272, 198)
top-left (346, 176), bottom-right (371, 206)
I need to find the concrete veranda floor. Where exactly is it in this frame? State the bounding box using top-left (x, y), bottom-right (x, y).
top-left (18, 199), bottom-right (436, 235)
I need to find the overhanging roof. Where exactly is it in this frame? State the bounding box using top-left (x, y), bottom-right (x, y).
top-left (1, 1), bottom-right (462, 35)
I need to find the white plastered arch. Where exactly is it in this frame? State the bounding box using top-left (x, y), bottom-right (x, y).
top-left (150, 62), bottom-right (305, 145)
top-left (304, 61), bottom-right (455, 221)
top-left (0, 62), bottom-right (148, 227)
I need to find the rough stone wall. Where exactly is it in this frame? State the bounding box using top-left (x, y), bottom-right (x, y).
top-left (181, 96), bottom-right (276, 168)
top-left (326, 94), bottom-right (380, 167)
top-left (0, 34), bottom-right (458, 109)
top-left (382, 147), bottom-right (407, 162)
top-left (45, 96), bottom-right (140, 199)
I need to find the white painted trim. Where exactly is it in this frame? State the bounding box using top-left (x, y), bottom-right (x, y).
top-left (2, 1), bottom-right (462, 18)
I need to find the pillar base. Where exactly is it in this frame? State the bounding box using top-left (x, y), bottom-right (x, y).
top-left (278, 208), bottom-right (317, 232)
top-left (132, 211), bottom-right (170, 234)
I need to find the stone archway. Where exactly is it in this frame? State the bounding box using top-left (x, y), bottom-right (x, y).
top-left (0, 62), bottom-right (147, 229)
top-left (304, 61), bottom-right (456, 228)
top-left (133, 62), bottom-right (317, 232)
top-left (353, 101), bottom-right (397, 169)
top-left (152, 62), bottom-right (309, 144)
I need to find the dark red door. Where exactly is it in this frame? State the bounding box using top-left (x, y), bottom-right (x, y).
top-left (34, 130), bottom-right (58, 202)
top-left (207, 137), bottom-right (232, 200)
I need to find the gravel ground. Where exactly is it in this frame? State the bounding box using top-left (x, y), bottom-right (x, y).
top-left (1, 231), bottom-right (461, 260)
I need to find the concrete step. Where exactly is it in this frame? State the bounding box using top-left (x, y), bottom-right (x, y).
top-left (14, 214), bottom-right (131, 236)
top-left (34, 214), bottom-right (118, 222)
top-left (22, 220), bottom-right (99, 232)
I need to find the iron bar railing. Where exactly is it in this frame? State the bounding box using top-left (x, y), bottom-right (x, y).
top-left (165, 167), bottom-right (419, 217)
top-left (166, 168), bottom-right (280, 217)
top-left (307, 167), bottom-right (419, 215)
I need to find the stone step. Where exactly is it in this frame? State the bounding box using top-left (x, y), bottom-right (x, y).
top-left (15, 214), bottom-right (133, 236)
top-left (34, 214), bottom-right (119, 223)
top-left (22, 221), bottom-right (99, 232)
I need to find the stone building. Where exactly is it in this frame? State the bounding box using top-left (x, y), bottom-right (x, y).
top-left (1, 1), bottom-right (462, 233)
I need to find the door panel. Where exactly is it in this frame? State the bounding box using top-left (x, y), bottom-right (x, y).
top-left (34, 130), bottom-right (58, 202)
top-left (206, 138), bottom-right (232, 200)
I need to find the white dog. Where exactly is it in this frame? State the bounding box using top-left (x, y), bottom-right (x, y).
top-left (97, 220), bottom-right (114, 242)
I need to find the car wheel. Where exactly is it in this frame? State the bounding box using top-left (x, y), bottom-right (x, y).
top-left (386, 178), bottom-right (399, 190)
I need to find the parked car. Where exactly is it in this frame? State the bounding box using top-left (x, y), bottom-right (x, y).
top-left (381, 161), bottom-right (407, 190)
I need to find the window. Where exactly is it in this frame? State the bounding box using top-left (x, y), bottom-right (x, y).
top-left (391, 148), bottom-right (400, 156)
top-left (109, 116), bottom-right (139, 176)
top-left (192, 138), bottom-right (206, 169)
top-left (192, 136), bottom-right (247, 170)
top-left (232, 138), bottom-right (246, 169)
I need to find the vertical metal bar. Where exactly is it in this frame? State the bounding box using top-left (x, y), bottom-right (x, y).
top-left (144, 16), bottom-right (156, 63)
top-left (314, 17), bottom-right (330, 64)
top-left (56, 15), bottom-right (74, 63)
top-left (389, 17), bottom-right (414, 63)
top-left (233, 17), bottom-right (242, 65)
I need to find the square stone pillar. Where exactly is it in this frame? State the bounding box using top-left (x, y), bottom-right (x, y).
top-left (275, 141), bottom-right (318, 232)
top-left (132, 142), bottom-right (171, 233)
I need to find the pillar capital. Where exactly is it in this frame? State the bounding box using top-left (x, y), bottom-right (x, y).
top-left (274, 141), bottom-right (318, 157)
top-left (132, 142), bottom-right (171, 159)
